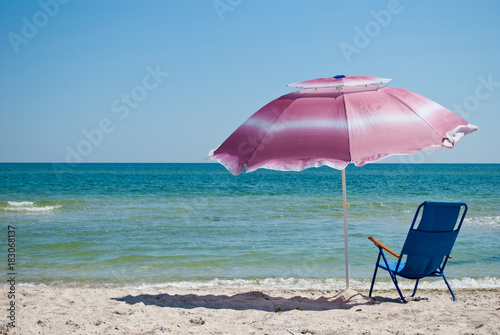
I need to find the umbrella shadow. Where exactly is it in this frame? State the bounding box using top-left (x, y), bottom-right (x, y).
top-left (112, 289), bottom-right (379, 312)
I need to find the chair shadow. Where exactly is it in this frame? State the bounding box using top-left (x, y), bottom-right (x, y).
top-left (367, 295), bottom-right (405, 304)
top-left (112, 290), bottom-right (381, 312)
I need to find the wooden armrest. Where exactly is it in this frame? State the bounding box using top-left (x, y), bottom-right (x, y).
top-left (368, 237), bottom-right (400, 259)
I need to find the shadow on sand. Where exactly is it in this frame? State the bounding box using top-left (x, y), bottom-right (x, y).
top-left (112, 289), bottom-right (392, 312)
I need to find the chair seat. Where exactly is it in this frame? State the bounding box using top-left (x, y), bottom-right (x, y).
top-left (378, 260), bottom-right (442, 279)
top-left (378, 261), bottom-right (405, 273)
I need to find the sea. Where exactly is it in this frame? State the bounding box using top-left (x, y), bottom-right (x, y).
top-left (1, 163), bottom-right (499, 290)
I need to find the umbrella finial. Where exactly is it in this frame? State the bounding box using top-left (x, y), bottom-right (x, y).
top-left (333, 75), bottom-right (346, 79)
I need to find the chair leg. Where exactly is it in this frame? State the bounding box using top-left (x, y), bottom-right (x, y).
top-left (369, 252), bottom-right (382, 297)
top-left (411, 278), bottom-right (420, 297)
top-left (390, 273), bottom-right (407, 303)
top-left (378, 250), bottom-right (407, 303)
top-left (442, 275), bottom-right (456, 301)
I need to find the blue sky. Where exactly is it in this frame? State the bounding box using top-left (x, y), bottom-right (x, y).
top-left (1, 0), bottom-right (499, 163)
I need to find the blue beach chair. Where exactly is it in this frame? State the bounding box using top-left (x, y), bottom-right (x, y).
top-left (368, 201), bottom-right (468, 303)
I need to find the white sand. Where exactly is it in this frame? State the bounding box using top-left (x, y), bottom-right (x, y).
top-left (2, 286), bottom-right (499, 334)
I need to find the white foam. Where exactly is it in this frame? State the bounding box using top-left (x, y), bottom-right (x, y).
top-left (133, 277), bottom-right (500, 291)
top-left (102, 277), bottom-right (500, 290)
top-left (2, 201), bottom-right (61, 212)
top-left (7, 201), bottom-right (34, 206)
top-left (5, 205), bottom-right (61, 212)
top-left (465, 216), bottom-right (500, 228)
top-left (368, 276), bottom-right (500, 290)
top-left (14, 277), bottom-right (500, 290)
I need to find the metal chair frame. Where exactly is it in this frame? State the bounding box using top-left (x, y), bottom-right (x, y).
top-left (368, 201), bottom-right (468, 303)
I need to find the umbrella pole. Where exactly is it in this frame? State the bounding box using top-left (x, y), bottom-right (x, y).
top-left (342, 168), bottom-right (350, 289)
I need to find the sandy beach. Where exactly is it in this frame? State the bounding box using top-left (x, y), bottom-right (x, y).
top-left (2, 286), bottom-right (499, 334)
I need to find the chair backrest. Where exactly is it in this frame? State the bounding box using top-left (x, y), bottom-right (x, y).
top-left (399, 201), bottom-right (467, 278)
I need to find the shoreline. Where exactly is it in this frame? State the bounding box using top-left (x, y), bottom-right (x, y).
top-left (3, 286), bottom-right (499, 334)
top-left (9, 276), bottom-right (500, 290)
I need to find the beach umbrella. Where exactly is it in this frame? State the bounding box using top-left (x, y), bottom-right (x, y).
top-left (208, 75), bottom-right (478, 288)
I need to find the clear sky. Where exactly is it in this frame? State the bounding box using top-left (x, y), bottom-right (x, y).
top-left (1, 0), bottom-right (499, 164)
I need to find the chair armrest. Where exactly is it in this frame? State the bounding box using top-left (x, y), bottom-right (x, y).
top-left (368, 237), bottom-right (401, 259)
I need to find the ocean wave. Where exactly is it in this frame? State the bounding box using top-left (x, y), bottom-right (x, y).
top-left (16, 276), bottom-right (500, 290)
top-left (148, 277), bottom-right (500, 291)
top-left (7, 201), bottom-right (35, 206)
top-left (1, 200), bottom-right (62, 212)
top-left (465, 216), bottom-right (500, 228)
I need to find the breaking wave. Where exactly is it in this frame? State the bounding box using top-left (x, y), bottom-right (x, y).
top-left (16, 276), bottom-right (500, 290)
top-left (0, 200), bottom-right (71, 212)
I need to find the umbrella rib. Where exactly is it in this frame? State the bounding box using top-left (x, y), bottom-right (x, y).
top-left (381, 89), bottom-right (448, 147)
top-left (340, 92), bottom-right (352, 163)
top-left (244, 96), bottom-right (297, 168)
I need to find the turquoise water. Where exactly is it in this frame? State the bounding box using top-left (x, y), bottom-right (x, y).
top-left (1, 163), bottom-right (499, 289)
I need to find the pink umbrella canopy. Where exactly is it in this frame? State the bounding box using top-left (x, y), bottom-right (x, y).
top-left (209, 83), bottom-right (477, 176)
top-left (208, 75), bottom-right (478, 288)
